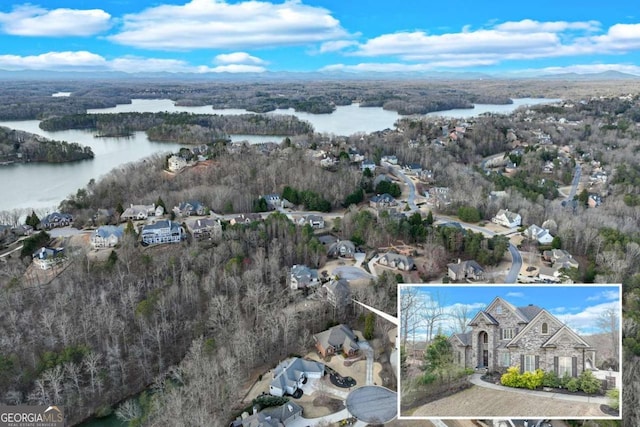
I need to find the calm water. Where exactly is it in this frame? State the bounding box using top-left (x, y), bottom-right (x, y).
top-left (0, 97), bottom-right (558, 212)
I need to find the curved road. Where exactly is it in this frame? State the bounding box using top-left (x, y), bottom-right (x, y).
top-left (383, 162), bottom-right (418, 211)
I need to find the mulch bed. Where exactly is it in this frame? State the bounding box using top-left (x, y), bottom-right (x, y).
top-left (330, 372), bottom-right (356, 388)
top-left (600, 404), bottom-right (620, 417)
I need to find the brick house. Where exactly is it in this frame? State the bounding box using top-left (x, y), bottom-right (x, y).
top-left (450, 296), bottom-right (595, 377)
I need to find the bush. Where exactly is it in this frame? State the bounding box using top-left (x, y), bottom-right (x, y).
top-left (500, 366), bottom-right (521, 387)
top-left (578, 370), bottom-right (602, 394)
top-left (606, 388), bottom-right (620, 410)
top-left (420, 372), bottom-right (437, 385)
top-left (542, 370), bottom-right (560, 388)
top-left (566, 378), bottom-right (579, 392)
top-left (520, 369), bottom-right (544, 390)
top-left (560, 371), bottom-right (572, 388)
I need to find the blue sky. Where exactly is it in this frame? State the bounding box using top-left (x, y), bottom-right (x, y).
top-left (0, 1), bottom-right (639, 75)
top-left (404, 285), bottom-right (621, 337)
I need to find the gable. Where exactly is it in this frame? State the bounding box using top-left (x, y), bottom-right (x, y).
top-left (468, 310), bottom-right (498, 327)
top-left (485, 297), bottom-right (528, 324)
top-left (507, 309), bottom-right (572, 348)
top-left (541, 325), bottom-right (592, 349)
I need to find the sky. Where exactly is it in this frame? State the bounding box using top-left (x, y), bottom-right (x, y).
top-left (0, 0), bottom-right (639, 75)
top-left (403, 284), bottom-right (621, 337)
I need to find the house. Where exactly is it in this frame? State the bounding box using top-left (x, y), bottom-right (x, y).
top-left (323, 279), bottom-right (351, 309)
top-left (504, 162), bottom-right (518, 174)
top-left (404, 163), bottom-right (422, 175)
top-left (298, 214), bottom-right (324, 229)
top-left (290, 265), bottom-right (320, 290)
top-left (314, 324), bottom-right (360, 358)
top-left (419, 169), bottom-right (434, 181)
top-left (369, 193), bottom-right (397, 209)
top-left (327, 240), bottom-right (356, 258)
top-left (450, 296), bottom-right (596, 376)
top-left (230, 213), bottom-right (262, 225)
top-left (167, 155), bottom-right (187, 172)
top-left (91, 225), bottom-right (125, 249)
top-left (381, 155), bottom-right (398, 165)
top-left (543, 249), bottom-right (579, 270)
top-left (231, 401), bottom-right (303, 427)
top-left (185, 218), bottom-right (221, 240)
top-left (361, 160), bottom-right (376, 172)
top-left (0, 224), bottom-right (10, 242)
top-left (155, 205), bottom-right (165, 217)
top-left (12, 224), bottom-right (34, 237)
top-left (447, 259), bottom-right (484, 281)
top-left (378, 252), bottom-right (415, 271)
top-left (32, 247), bottom-right (65, 270)
top-left (492, 209), bottom-right (522, 228)
top-left (269, 358), bottom-right (325, 397)
top-left (40, 212), bottom-right (73, 229)
top-left (588, 194), bottom-right (603, 208)
top-left (140, 220), bottom-right (183, 245)
top-left (121, 204), bottom-right (155, 221)
top-left (523, 225), bottom-right (553, 245)
top-left (263, 194), bottom-right (282, 210)
top-left (173, 201), bottom-right (208, 217)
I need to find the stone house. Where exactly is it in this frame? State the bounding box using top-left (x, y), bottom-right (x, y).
top-left (185, 218), bottom-right (221, 240)
top-left (327, 240), bottom-right (356, 258)
top-left (323, 278), bottom-right (351, 309)
top-left (40, 212), bottom-right (73, 229)
top-left (313, 324), bottom-right (360, 358)
top-left (378, 252), bottom-right (415, 271)
top-left (447, 259), bottom-right (484, 281)
top-left (450, 296), bottom-right (595, 376)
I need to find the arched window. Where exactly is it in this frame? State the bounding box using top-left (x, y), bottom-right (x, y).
top-left (542, 322), bottom-right (548, 334)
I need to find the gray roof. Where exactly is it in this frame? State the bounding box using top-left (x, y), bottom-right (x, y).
top-left (325, 279), bottom-right (351, 299)
top-left (142, 219), bottom-right (180, 232)
top-left (314, 324), bottom-right (359, 353)
top-left (290, 265), bottom-right (319, 286)
top-left (370, 193), bottom-right (395, 204)
top-left (380, 252), bottom-right (414, 269)
top-left (261, 401), bottom-right (303, 423)
top-left (517, 305), bottom-right (543, 321)
top-left (32, 247), bottom-right (64, 259)
top-left (271, 358), bottom-right (324, 393)
top-left (94, 225), bottom-right (124, 239)
top-left (447, 260), bottom-right (484, 275)
top-left (452, 332), bottom-right (471, 346)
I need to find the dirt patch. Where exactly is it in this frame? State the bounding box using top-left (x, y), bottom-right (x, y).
top-left (410, 385), bottom-right (609, 418)
top-left (312, 396), bottom-right (344, 412)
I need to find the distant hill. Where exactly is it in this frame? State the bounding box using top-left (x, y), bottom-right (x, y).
top-left (539, 70), bottom-right (640, 80)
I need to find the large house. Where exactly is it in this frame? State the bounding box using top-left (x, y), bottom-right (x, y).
top-left (323, 279), bottom-right (351, 309)
top-left (121, 204), bottom-right (156, 221)
top-left (327, 240), bottom-right (356, 258)
top-left (492, 209), bottom-right (522, 228)
top-left (369, 193), bottom-right (397, 209)
top-left (91, 225), bottom-right (125, 249)
top-left (524, 224), bottom-right (554, 245)
top-left (173, 201), bottom-right (208, 217)
top-left (167, 155), bottom-right (187, 172)
top-left (230, 402), bottom-right (303, 427)
top-left (269, 358), bottom-right (325, 397)
top-left (450, 297), bottom-right (596, 377)
top-left (185, 218), bottom-right (221, 240)
top-left (314, 324), bottom-right (360, 358)
top-left (447, 259), bottom-right (484, 281)
top-left (297, 214), bottom-right (325, 229)
top-left (40, 212), bottom-right (73, 229)
top-left (140, 220), bottom-right (183, 245)
top-left (32, 247), bottom-right (65, 270)
top-left (378, 252), bottom-right (415, 271)
top-left (290, 265), bottom-right (320, 290)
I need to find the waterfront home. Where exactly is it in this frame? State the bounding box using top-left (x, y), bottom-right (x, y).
top-left (121, 204), bottom-right (155, 221)
top-left (91, 225), bottom-right (125, 249)
top-left (140, 220), bottom-right (183, 245)
top-left (185, 218), bottom-right (221, 240)
top-left (32, 247), bottom-right (65, 270)
top-left (40, 212), bottom-right (73, 229)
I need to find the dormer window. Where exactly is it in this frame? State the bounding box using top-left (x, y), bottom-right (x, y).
top-left (541, 322), bottom-right (549, 335)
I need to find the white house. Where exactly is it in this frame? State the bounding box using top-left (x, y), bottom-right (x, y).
top-left (492, 209), bottom-right (522, 228)
top-left (269, 358), bottom-right (324, 397)
top-left (121, 204), bottom-right (155, 221)
top-left (91, 225), bottom-right (125, 249)
top-left (525, 225), bottom-right (554, 245)
top-left (290, 265), bottom-right (320, 290)
top-left (32, 247), bottom-right (65, 270)
top-left (167, 155), bottom-right (187, 172)
top-left (141, 220), bottom-right (183, 245)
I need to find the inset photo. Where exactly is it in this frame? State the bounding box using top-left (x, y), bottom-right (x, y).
top-left (400, 284), bottom-right (621, 420)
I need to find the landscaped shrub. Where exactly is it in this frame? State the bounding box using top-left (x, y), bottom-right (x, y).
top-left (607, 388), bottom-right (620, 410)
top-left (519, 369), bottom-right (544, 390)
top-left (542, 370), bottom-right (560, 388)
top-left (420, 372), bottom-right (437, 385)
top-left (560, 371), bottom-right (572, 388)
top-left (566, 377), bottom-right (580, 392)
top-left (500, 366), bottom-right (521, 387)
top-left (578, 370), bottom-right (602, 394)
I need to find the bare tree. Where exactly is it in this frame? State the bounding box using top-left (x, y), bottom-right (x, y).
top-left (597, 307), bottom-right (620, 368)
top-left (400, 286), bottom-right (424, 348)
top-left (420, 291), bottom-right (447, 343)
top-left (451, 304), bottom-right (472, 334)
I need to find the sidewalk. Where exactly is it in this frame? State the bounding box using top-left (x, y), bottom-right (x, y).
top-left (469, 374), bottom-right (610, 405)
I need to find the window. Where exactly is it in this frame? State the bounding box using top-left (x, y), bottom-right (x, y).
top-left (524, 354), bottom-right (536, 372)
top-left (457, 351), bottom-right (461, 364)
top-left (501, 352), bottom-right (510, 367)
top-left (558, 356), bottom-right (572, 377)
top-left (501, 328), bottom-right (515, 340)
top-left (541, 322), bottom-right (549, 335)
top-left (496, 305), bottom-right (502, 314)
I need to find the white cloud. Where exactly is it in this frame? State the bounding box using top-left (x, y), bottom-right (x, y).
top-left (506, 292), bottom-right (525, 298)
top-left (321, 59), bottom-right (496, 73)
top-left (214, 52), bottom-right (265, 65)
top-left (0, 4), bottom-right (111, 37)
top-left (319, 40), bottom-right (358, 53)
top-left (586, 289), bottom-right (622, 302)
top-left (494, 19), bottom-right (600, 33)
top-left (0, 51), bottom-right (266, 73)
top-left (590, 23), bottom-right (640, 52)
top-left (556, 301), bottom-right (620, 335)
top-left (109, 0), bottom-right (349, 50)
top-left (0, 51), bottom-right (107, 70)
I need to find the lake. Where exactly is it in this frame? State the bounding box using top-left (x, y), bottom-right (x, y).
top-left (0, 97), bottom-right (558, 212)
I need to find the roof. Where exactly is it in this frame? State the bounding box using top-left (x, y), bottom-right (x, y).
top-left (271, 358), bottom-right (324, 392)
top-left (314, 324), bottom-right (359, 353)
top-left (516, 304), bottom-right (543, 321)
top-left (370, 193), bottom-right (395, 204)
top-left (451, 332), bottom-right (471, 346)
top-left (142, 219), bottom-right (180, 232)
top-left (447, 260), bottom-right (484, 275)
top-left (186, 218), bottom-right (219, 230)
top-left (261, 401), bottom-right (303, 423)
top-left (496, 209), bottom-right (520, 221)
top-left (32, 247), bottom-right (64, 259)
top-left (290, 265), bottom-right (318, 284)
top-left (94, 225), bottom-right (124, 239)
top-left (380, 252), bottom-right (414, 269)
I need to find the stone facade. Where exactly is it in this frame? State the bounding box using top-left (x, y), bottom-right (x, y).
top-left (451, 296), bottom-right (595, 377)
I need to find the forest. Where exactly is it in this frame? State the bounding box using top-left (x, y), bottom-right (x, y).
top-left (39, 112), bottom-right (314, 142)
top-left (0, 126), bottom-right (94, 163)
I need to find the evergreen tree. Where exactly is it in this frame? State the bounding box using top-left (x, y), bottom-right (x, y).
top-left (25, 211), bottom-right (40, 228)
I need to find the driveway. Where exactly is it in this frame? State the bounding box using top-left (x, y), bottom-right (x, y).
top-left (333, 266), bottom-right (373, 280)
top-left (409, 384), bottom-right (609, 418)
